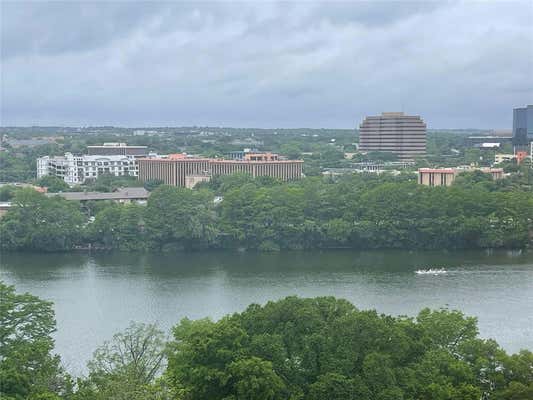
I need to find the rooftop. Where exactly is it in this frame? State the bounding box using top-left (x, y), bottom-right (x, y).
top-left (382, 112), bottom-right (405, 117)
top-left (139, 153), bottom-right (302, 163)
top-left (88, 143), bottom-right (147, 148)
top-left (418, 167), bottom-right (504, 173)
top-left (47, 187), bottom-right (149, 201)
top-left (41, 153), bottom-right (136, 161)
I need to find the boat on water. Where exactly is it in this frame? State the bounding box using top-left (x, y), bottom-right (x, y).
top-left (415, 268), bottom-right (447, 275)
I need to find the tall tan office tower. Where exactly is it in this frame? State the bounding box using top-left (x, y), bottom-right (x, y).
top-left (359, 112), bottom-right (426, 160)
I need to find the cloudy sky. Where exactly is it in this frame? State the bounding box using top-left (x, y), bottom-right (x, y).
top-left (1, 1), bottom-right (532, 128)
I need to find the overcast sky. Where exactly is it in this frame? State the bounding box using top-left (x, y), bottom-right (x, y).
top-left (1, 1), bottom-right (532, 129)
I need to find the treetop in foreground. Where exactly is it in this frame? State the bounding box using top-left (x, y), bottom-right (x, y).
top-left (167, 296), bottom-right (533, 400)
top-left (1, 281), bottom-right (532, 399)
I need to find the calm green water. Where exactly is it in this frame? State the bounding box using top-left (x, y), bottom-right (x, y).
top-left (1, 250), bottom-right (532, 375)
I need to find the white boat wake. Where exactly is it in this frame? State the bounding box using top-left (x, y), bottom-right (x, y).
top-left (415, 268), bottom-right (447, 275)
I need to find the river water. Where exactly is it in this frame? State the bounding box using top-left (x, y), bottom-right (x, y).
top-left (1, 250), bottom-right (532, 375)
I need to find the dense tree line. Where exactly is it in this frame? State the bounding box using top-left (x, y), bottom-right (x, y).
top-left (1, 174), bottom-right (532, 252)
top-left (2, 281), bottom-right (532, 400)
top-left (0, 189), bottom-right (84, 251)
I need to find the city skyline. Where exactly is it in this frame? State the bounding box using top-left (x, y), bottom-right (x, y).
top-left (1, 1), bottom-right (532, 129)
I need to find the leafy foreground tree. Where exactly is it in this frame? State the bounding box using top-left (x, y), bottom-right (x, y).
top-left (167, 296), bottom-right (533, 400)
top-left (2, 282), bottom-right (532, 399)
top-left (74, 322), bottom-right (170, 400)
top-left (0, 281), bottom-right (71, 399)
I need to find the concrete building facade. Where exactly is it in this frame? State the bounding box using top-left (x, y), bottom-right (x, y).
top-left (209, 159), bottom-right (302, 181)
top-left (138, 154), bottom-right (303, 188)
top-left (418, 167), bottom-right (504, 187)
top-left (138, 155), bottom-right (211, 188)
top-left (37, 153), bottom-right (138, 185)
top-left (359, 112), bottom-right (426, 160)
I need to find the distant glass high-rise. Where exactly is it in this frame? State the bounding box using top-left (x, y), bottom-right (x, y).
top-left (512, 105), bottom-right (533, 152)
top-left (359, 112), bottom-right (426, 160)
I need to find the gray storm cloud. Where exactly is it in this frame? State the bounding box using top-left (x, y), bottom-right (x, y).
top-left (1, 1), bottom-right (532, 128)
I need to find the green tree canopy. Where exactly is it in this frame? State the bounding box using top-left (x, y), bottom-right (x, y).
top-left (0, 189), bottom-right (84, 251)
top-left (144, 185), bottom-right (218, 250)
top-left (74, 322), bottom-right (168, 400)
top-left (143, 179), bottom-right (164, 192)
top-left (0, 281), bottom-right (70, 400)
top-left (166, 296), bottom-right (533, 400)
top-left (36, 176), bottom-right (70, 193)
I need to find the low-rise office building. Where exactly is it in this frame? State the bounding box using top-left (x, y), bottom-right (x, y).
top-left (138, 154), bottom-right (211, 188)
top-left (138, 153), bottom-right (303, 188)
top-left (37, 153), bottom-right (138, 185)
top-left (418, 167), bottom-right (504, 187)
top-left (209, 159), bottom-right (301, 180)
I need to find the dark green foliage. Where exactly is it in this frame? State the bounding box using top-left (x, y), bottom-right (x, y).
top-left (205, 173), bottom-right (281, 195)
top-left (453, 170), bottom-right (494, 189)
top-left (279, 143), bottom-right (302, 160)
top-left (87, 203), bottom-right (146, 251)
top-left (308, 373), bottom-right (370, 400)
top-left (143, 179), bottom-right (164, 192)
top-left (0, 142), bottom-right (64, 183)
top-left (0, 185), bottom-right (21, 201)
top-left (0, 282), bottom-right (71, 400)
top-left (37, 176), bottom-right (70, 193)
top-left (0, 151), bottom-right (34, 182)
top-left (0, 189), bottom-right (84, 251)
top-left (1, 174), bottom-right (532, 252)
top-left (144, 185), bottom-right (219, 250)
top-left (364, 151), bottom-right (399, 162)
top-left (166, 296), bottom-right (533, 400)
top-left (218, 175), bottom-right (532, 250)
top-left (207, 173), bottom-right (257, 194)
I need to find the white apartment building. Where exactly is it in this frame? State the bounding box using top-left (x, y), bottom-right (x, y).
top-left (37, 153), bottom-right (138, 185)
